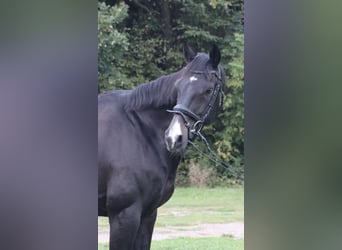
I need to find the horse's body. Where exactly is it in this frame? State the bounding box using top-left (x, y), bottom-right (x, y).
top-left (98, 45), bottom-right (225, 250)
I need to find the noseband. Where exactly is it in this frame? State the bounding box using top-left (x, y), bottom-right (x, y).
top-left (167, 67), bottom-right (224, 137)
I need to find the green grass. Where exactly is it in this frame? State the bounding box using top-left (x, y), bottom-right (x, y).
top-left (98, 217), bottom-right (108, 227)
top-left (98, 243), bottom-right (108, 250)
top-left (151, 236), bottom-right (244, 250)
top-left (155, 187), bottom-right (244, 226)
top-left (99, 237), bottom-right (243, 250)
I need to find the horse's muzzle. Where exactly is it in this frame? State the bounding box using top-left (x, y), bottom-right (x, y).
top-left (164, 114), bottom-right (188, 153)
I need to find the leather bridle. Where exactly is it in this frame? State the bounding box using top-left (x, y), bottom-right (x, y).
top-left (167, 67), bottom-right (224, 138)
top-left (166, 67), bottom-right (231, 170)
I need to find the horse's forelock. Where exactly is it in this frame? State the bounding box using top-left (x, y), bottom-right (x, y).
top-left (184, 53), bottom-right (216, 76)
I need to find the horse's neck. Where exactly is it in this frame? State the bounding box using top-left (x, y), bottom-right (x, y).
top-left (126, 73), bottom-right (178, 111)
top-left (146, 74), bottom-right (178, 109)
top-left (137, 109), bottom-right (173, 133)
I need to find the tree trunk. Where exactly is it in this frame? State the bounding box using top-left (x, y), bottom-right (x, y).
top-left (160, 0), bottom-right (172, 42)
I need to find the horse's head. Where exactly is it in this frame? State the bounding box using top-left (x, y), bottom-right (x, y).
top-left (165, 44), bottom-right (226, 154)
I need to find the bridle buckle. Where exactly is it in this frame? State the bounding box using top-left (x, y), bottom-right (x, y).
top-left (190, 120), bottom-right (203, 134)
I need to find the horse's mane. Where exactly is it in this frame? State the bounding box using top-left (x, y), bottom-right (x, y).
top-left (124, 72), bottom-right (180, 111)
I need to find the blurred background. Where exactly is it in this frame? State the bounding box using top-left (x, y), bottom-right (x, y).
top-left (1, 0), bottom-right (341, 249)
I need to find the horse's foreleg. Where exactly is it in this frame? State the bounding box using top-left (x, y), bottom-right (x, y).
top-left (133, 210), bottom-right (157, 250)
top-left (108, 203), bottom-right (141, 250)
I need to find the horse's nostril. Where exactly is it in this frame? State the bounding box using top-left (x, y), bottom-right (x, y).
top-left (176, 135), bottom-right (182, 144)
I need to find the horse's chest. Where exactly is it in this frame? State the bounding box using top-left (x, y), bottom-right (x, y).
top-left (140, 167), bottom-right (177, 214)
top-left (157, 174), bottom-right (176, 207)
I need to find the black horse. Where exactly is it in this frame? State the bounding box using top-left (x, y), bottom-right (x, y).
top-left (98, 44), bottom-right (226, 250)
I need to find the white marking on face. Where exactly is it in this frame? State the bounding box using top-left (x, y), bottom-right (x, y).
top-left (190, 76), bottom-right (198, 82)
top-left (166, 116), bottom-right (183, 148)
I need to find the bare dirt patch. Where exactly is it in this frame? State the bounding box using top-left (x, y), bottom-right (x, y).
top-left (98, 222), bottom-right (244, 243)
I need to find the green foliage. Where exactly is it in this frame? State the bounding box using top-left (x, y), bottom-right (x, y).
top-left (214, 32), bottom-right (244, 181)
top-left (98, 2), bottom-right (129, 92)
top-left (98, 0), bottom-right (244, 186)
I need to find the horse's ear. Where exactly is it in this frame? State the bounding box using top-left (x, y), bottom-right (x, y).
top-left (183, 44), bottom-right (196, 63)
top-left (209, 44), bottom-right (221, 69)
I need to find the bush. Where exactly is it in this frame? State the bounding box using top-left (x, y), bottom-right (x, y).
top-left (189, 163), bottom-right (212, 187)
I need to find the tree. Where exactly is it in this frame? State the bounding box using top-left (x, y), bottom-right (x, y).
top-left (98, 2), bottom-right (129, 92)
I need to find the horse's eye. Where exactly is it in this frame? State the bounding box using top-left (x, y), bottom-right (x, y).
top-left (205, 88), bottom-right (213, 95)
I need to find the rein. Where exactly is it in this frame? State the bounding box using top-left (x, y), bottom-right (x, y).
top-left (188, 140), bottom-right (232, 172)
top-left (188, 119), bottom-right (230, 171)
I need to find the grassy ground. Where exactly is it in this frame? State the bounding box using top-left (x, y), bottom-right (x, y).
top-left (98, 187), bottom-right (244, 250)
top-left (151, 236), bottom-right (244, 250)
top-left (99, 237), bottom-right (243, 250)
top-left (155, 187), bottom-right (243, 226)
